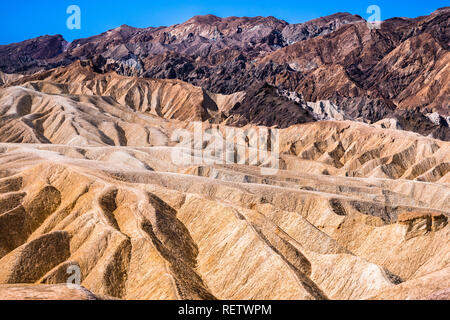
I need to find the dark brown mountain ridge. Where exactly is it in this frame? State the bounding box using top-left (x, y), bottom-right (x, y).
top-left (0, 8), bottom-right (448, 139)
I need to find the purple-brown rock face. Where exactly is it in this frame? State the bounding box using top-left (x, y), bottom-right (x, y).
top-left (1, 8), bottom-right (449, 139)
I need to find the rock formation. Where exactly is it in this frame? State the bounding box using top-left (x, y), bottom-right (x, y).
top-left (0, 8), bottom-right (448, 300)
top-left (1, 9), bottom-right (448, 139)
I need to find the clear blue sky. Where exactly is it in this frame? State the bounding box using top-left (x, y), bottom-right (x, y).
top-left (0, 0), bottom-right (448, 44)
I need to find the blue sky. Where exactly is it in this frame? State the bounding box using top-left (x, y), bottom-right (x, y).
top-left (0, 0), bottom-right (448, 44)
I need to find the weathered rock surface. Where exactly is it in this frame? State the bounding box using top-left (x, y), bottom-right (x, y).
top-left (0, 9), bottom-right (448, 300)
top-left (0, 73), bottom-right (448, 299)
